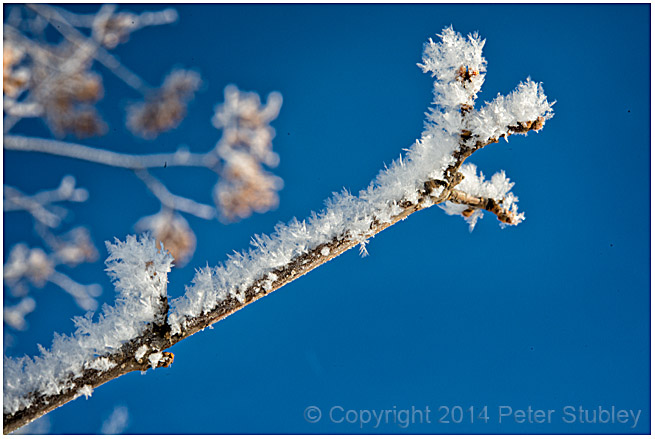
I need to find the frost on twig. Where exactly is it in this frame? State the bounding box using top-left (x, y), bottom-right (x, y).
top-left (168, 27), bottom-right (553, 339)
top-left (469, 80), bottom-right (553, 143)
top-left (440, 163), bottom-right (524, 230)
top-left (4, 235), bottom-right (174, 430)
top-left (3, 27), bottom-right (553, 433)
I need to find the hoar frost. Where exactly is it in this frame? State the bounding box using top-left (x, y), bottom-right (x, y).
top-left (4, 234), bottom-right (173, 416)
top-left (440, 163), bottom-right (525, 231)
top-left (75, 385), bottom-right (93, 400)
top-left (135, 345), bottom-right (148, 362)
top-left (4, 27), bottom-right (553, 421)
top-left (148, 352), bottom-right (163, 369)
top-left (167, 27), bottom-right (553, 336)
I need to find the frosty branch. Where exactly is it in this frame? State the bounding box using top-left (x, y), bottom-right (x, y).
top-left (3, 27), bottom-right (553, 433)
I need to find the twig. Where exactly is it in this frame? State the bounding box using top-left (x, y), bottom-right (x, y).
top-left (48, 270), bottom-right (100, 311)
top-left (3, 185), bottom-right (66, 228)
top-left (134, 169), bottom-right (216, 220)
top-left (4, 135), bottom-right (217, 170)
top-left (5, 136), bottom-right (219, 224)
top-left (3, 100), bottom-right (43, 118)
top-left (448, 189), bottom-right (518, 225)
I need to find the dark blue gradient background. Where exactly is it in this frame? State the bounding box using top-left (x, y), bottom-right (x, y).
top-left (3, 4), bottom-right (650, 434)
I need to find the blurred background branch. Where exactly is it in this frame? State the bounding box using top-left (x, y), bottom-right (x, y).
top-left (3, 4), bottom-right (284, 341)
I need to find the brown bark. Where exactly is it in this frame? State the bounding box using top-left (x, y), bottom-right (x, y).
top-left (448, 189), bottom-right (519, 225)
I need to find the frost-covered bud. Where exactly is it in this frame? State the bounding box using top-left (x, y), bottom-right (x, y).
top-left (213, 155), bottom-right (283, 221)
top-left (104, 234), bottom-right (174, 323)
top-left (212, 85), bottom-right (284, 221)
top-left (418, 27), bottom-right (487, 110)
top-left (127, 69), bottom-right (201, 139)
top-left (32, 66), bottom-right (106, 138)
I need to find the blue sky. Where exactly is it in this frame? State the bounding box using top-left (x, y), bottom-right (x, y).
top-left (3, 3), bottom-right (650, 434)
